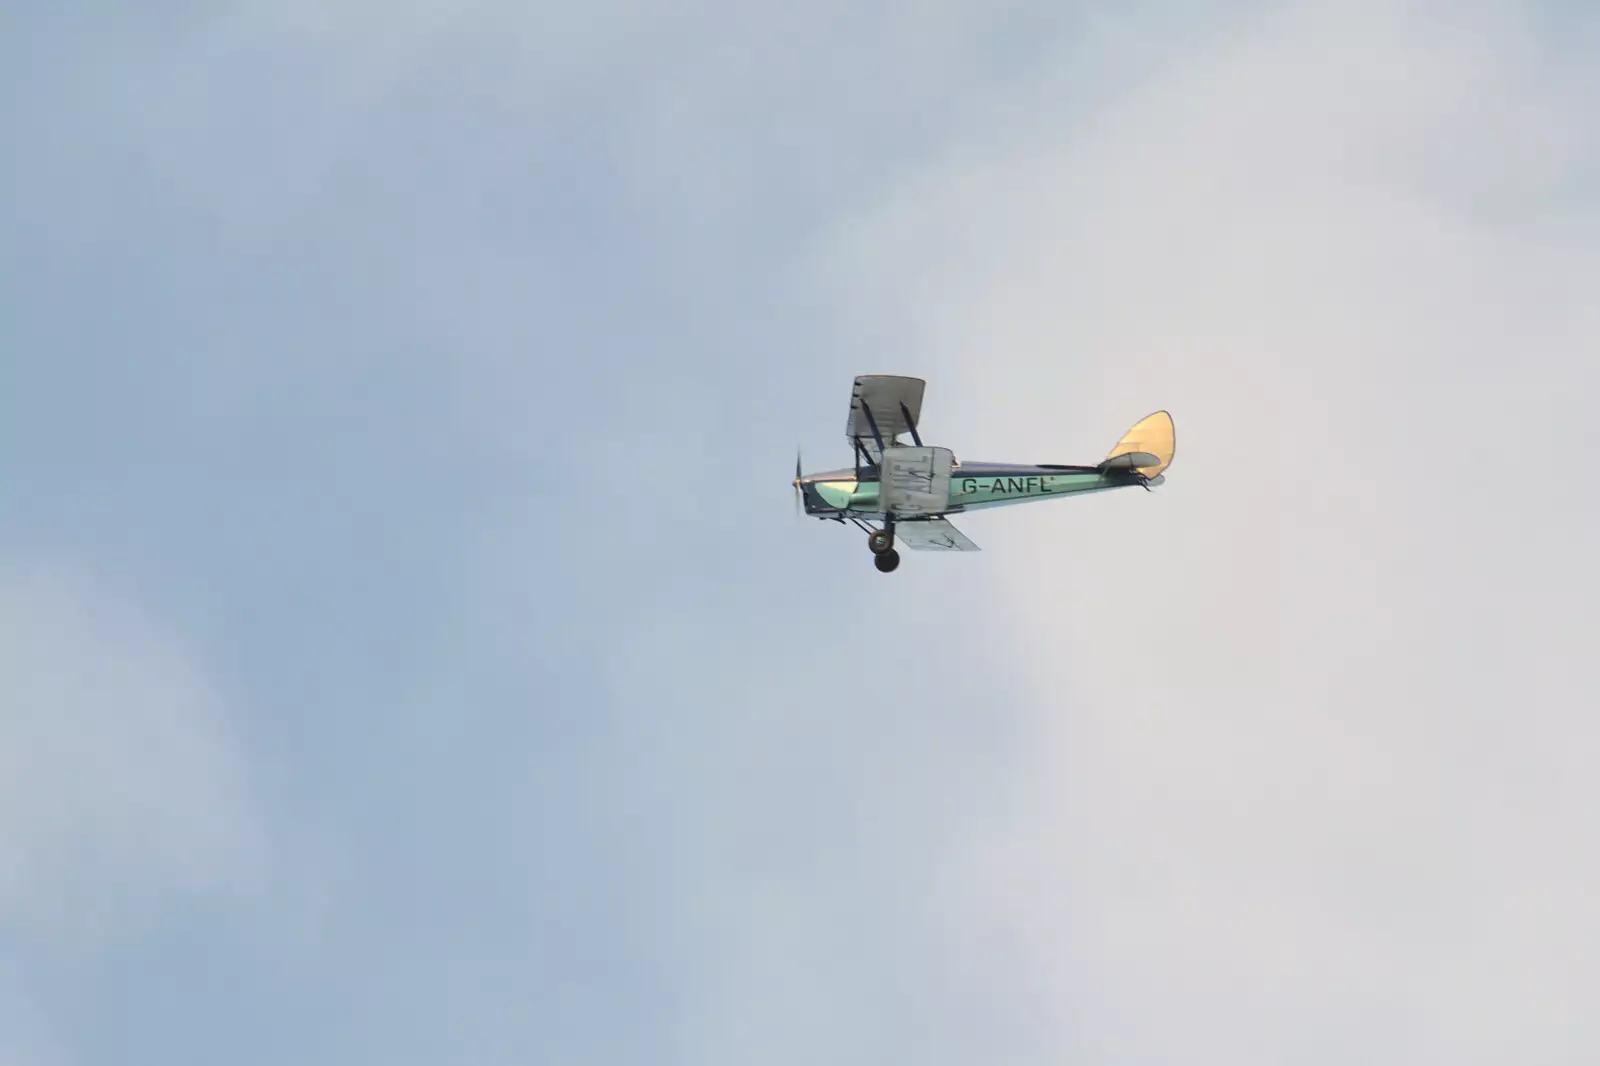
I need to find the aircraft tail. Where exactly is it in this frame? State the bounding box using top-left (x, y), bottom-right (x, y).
top-left (1101, 410), bottom-right (1175, 481)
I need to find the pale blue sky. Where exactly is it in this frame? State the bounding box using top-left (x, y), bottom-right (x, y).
top-left (5, 3), bottom-right (1599, 1064)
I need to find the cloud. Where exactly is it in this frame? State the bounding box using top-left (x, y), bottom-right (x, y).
top-left (0, 969), bottom-right (66, 1066)
top-left (0, 558), bottom-right (267, 952)
top-left (809, 0), bottom-right (1600, 1061)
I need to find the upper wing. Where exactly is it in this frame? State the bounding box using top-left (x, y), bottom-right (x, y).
top-left (846, 375), bottom-right (926, 460)
top-left (895, 516), bottom-right (980, 552)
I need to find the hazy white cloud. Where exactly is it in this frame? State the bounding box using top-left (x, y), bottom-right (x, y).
top-left (0, 969), bottom-right (66, 1066)
top-left (811, 0), bottom-right (1600, 1061)
top-left (0, 559), bottom-right (267, 951)
top-left (0, 558), bottom-right (280, 1064)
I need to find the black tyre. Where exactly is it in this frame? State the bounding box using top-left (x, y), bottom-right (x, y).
top-left (873, 549), bottom-right (900, 573)
top-left (868, 529), bottom-right (894, 554)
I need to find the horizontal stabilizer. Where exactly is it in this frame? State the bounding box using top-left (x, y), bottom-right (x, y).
top-left (1099, 451), bottom-right (1161, 473)
top-left (896, 517), bottom-right (980, 552)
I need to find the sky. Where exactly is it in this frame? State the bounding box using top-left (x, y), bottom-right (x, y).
top-left (3, 1), bottom-right (1598, 1063)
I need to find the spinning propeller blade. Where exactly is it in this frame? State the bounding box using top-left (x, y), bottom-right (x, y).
top-left (793, 448), bottom-right (803, 517)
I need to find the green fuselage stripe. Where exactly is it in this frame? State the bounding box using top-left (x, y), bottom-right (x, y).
top-left (953, 471), bottom-right (1111, 508)
top-left (814, 471), bottom-right (1123, 513)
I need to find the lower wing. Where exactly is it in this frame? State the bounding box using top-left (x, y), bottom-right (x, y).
top-left (896, 517), bottom-right (980, 552)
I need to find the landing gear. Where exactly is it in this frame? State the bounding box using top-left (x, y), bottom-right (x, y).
top-left (861, 522), bottom-right (900, 572)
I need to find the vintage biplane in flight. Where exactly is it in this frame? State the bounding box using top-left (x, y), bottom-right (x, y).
top-left (793, 375), bottom-right (1175, 572)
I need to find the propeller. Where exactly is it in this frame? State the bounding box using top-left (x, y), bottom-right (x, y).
top-left (793, 448), bottom-right (804, 517)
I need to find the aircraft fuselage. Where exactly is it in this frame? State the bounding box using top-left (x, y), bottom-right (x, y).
top-left (797, 461), bottom-right (1138, 518)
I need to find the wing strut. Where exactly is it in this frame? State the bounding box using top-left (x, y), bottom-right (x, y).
top-left (899, 401), bottom-right (922, 447)
top-left (853, 436), bottom-right (878, 477)
top-left (858, 401), bottom-right (887, 455)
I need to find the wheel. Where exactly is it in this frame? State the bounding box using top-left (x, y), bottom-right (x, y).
top-left (868, 529), bottom-right (894, 554)
top-left (873, 548), bottom-right (900, 573)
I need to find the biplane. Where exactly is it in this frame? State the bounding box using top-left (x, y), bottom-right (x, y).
top-left (793, 375), bottom-right (1175, 572)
